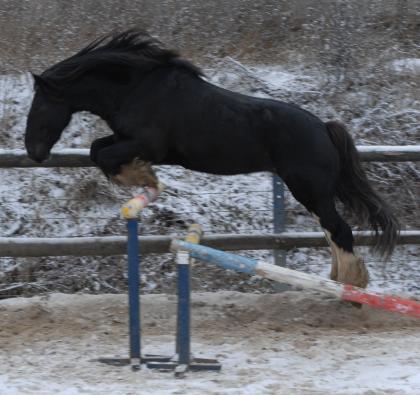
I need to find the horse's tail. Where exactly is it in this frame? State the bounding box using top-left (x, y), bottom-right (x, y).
top-left (325, 120), bottom-right (400, 259)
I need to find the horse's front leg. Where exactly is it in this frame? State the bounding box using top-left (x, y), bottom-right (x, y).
top-left (95, 139), bottom-right (159, 188)
top-left (114, 159), bottom-right (158, 188)
top-left (90, 135), bottom-right (116, 164)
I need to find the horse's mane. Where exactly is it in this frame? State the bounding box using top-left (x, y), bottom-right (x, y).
top-left (42, 29), bottom-right (203, 85)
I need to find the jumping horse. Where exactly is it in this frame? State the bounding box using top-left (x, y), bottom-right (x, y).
top-left (25, 29), bottom-right (399, 289)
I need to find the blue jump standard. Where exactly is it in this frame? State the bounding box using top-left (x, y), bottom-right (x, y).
top-left (178, 262), bottom-right (191, 365)
top-left (99, 218), bottom-right (220, 373)
top-left (147, 249), bottom-right (221, 373)
top-left (98, 219), bottom-right (172, 369)
top-left (127, 218), bottom-right (141, 365)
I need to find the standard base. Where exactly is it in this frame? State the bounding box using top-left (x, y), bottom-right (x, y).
top-left (95, 355), bottom-right (221, 375)
top-left (95, 354), bottom-right (173, 368)
top-left (147, 357), bottom-right (222, 377)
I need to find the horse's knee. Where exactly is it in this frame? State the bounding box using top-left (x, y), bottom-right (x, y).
top-left (90, 135), bottom-right (115, 164)
top-left (96, 153), bottom-right (120, 177)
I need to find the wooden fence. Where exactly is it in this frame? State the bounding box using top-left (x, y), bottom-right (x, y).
top-left (0, 231), bottom-right (419, 257)
top-left (0, 146), bottom-right (419, 168)
top-left (0, 146), bottom-right (419, 257)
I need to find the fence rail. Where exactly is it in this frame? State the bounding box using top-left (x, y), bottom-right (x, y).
top-left (0, 230), bottom-right (418, 257)
top-left (0, 146), bottom-right (419, 260)
top-left (0, 146), bottom-right (419, 168)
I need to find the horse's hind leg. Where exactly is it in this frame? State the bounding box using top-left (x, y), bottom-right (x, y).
top-left (284, 175), bottom-right (369, 288)
top-left (316, 202), bottom-right (369, 288)
top-left (319, 225), bottom-right (338, 281)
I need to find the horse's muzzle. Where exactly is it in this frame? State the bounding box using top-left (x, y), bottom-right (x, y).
top-left (27, 144), bottom-right (50, 163)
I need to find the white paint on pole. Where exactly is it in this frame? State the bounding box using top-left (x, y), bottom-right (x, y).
top-left (255, 261), bottom-right (343, 298)
top-left (121, 183), bottom-right (165, 219)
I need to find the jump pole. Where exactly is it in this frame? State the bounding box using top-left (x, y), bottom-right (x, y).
top-left (171, 241), bottom-right (420, 319)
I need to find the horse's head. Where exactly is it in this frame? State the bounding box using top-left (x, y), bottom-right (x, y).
top-left (25, 74), bottom-right (72, 163)
top-left (25, 29), bottom-right (201, 163)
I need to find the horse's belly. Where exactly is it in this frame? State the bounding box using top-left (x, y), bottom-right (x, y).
top-left (180, 146), bottom-right (273, 175)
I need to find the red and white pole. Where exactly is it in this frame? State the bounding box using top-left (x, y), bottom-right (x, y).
top-left (172, 241), bottom-right (420, 319)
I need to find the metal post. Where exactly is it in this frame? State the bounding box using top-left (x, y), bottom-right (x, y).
top-left (272, 175), bottom-right (289, 292)
top-left (177, 252), bottom-right (191, 367)
top-left (176, 224), bottom-right (201, 358)
top-left (148, 231), bottom-right (221, 374)
top-left (99, 186), bottom-right (174, 370)
top-left (272, 175), bottom-right (286, 265)
top-left (127, 218), bottom-right (141, 370)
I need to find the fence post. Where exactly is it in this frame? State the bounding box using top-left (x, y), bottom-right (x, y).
top-left (272, 175), bottom-right (289, 292)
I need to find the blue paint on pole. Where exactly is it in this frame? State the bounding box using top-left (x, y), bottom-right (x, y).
top-left (127, 219), bottom-right (141, 365)
top-left (177, 259), bottom-right (190, 365)
top-left (175, 241), bottom-right (258, 275)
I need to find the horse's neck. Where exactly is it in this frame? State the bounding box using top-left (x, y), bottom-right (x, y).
top-left (73, 97), bottom-right (115, 124)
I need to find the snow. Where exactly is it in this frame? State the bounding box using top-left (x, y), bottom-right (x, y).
top-left (356, 145), bottom-right (420, 153)
top-left (389, 58), bottom-right (420, 76)
top-left (252, 66), bottom-right (319, 93)
top-left (0, 148), bottom-right (91, 156)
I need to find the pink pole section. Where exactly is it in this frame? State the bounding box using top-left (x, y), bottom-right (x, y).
top-left (342, 285), bottom-right (420, 318)
top-left (121, 182), bottom-right (165, 219)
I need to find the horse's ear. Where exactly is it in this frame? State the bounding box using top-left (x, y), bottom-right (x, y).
top-left (32, 73), bottom-right (56, 92)
top-left (32, 73), bottom-right (45, 87)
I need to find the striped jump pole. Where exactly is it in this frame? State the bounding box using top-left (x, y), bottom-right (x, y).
top-left (171, 241), bottom-right (420, 319)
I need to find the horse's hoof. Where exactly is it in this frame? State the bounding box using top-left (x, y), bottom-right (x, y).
top-left (110, 159), bottom-right (159, 187)
top-left (350, 301), bottom-right (363, 309)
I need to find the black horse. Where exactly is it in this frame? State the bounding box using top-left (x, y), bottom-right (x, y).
top-left (25, 30), bottom-right (399, 288)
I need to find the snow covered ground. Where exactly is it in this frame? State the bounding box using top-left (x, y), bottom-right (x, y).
top-left (1, 291), bottom-right (419, 395)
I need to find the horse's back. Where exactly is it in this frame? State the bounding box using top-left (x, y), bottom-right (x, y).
top-left (159, 76), bottom-right (279, 174)
top-left (134, 69), bottom-right (339, 176)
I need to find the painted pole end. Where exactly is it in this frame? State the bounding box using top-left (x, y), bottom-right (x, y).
top-left (185, 224), bottom-right (203, 244)
top-left (170, 239), bottom-right (181, 253)
top-left (121, 182), bottom-right (165, 219)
